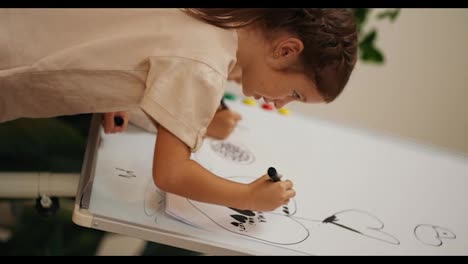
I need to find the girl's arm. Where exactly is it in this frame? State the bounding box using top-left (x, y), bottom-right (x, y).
top-left (152, 124), bottom-right (295, 211)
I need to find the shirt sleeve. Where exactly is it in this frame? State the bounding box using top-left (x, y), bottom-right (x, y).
top-left (139, 56), bottom-right (226, 152)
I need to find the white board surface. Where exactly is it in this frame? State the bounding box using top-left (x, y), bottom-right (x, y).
top-left (89, 99), bottom-right (468, 255)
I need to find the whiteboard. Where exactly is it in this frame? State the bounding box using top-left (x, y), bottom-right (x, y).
top-left (88, 99), bottom-right (468, 255)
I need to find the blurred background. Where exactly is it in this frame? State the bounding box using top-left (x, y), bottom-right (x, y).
top-left (1, 8), bottom-right (467, 255)
top-left (289, 8), bottom-right (468, 156)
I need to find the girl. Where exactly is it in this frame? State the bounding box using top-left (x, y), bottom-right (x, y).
top-left (0, 8), bottom-right (357, 211)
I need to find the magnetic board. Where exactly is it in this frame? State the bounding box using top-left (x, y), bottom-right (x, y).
top-left (85, 99), bottom-right (468, 255)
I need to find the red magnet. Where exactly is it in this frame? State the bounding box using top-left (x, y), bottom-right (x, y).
top-left (262, 103), bottom-right (274, 111)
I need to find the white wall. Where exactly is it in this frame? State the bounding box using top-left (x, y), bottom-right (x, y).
top-left (286, 9), bottom-right (468, 155)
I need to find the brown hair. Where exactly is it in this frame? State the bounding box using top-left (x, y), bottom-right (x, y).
top-left (183, 8), bottom-right (358, 103)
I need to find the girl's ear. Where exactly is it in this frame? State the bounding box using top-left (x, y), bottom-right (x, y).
top-left (269, 37), bottom-right (304, 70)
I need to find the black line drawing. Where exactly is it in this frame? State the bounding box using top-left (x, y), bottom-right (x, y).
top-left (268, 199), bottom-right (297, 217)
top-left (186, 176), bottom-right (307, 245)
top-left (188, 199), bottom-right (310, 246)
top-left (143, 178), bottom-right (165, 223)
top-left (228, 207), bottom-right (256, 216)
top-left (414, 224), bottom-right (456, 247)
top-left (322, 209), bottom-right (400, 245)
top-left (209, 140), bottom-right (255, 165)
top-left (183, 176), bottom-right (402, 248)
top-left (115, 167), bottom-right (136, 179)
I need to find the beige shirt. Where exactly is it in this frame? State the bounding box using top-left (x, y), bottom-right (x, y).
top-left (0, 8), bottom-right (237, 151)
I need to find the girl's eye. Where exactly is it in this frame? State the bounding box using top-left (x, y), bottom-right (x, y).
top-left (293, 91), bottom-right (302, 100)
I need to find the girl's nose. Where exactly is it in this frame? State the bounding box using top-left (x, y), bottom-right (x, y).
top-left (274, 100), bottom-right (286, 109)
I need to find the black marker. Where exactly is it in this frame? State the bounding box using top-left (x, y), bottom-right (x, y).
top-left (267, 167), bottom-right (282, 182)
top-left (114, 116), bottom-right (124, 127)
top-left (220, 98), bottom-right (229, 111)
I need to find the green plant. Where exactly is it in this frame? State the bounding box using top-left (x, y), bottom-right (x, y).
top-left (0, 204), bottom-right (105, 256)
top-left (354, 8), bottom-right (401, 64)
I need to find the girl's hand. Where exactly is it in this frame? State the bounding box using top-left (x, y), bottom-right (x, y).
top-left (245, 175), bottom-right (296, 212)
top-left (102, 111), bottom-right (128, 134)
top-left (206, 109), bottom-right (242, 139)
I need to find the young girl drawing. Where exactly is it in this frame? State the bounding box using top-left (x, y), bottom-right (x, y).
top-left (0, 8), bottom-right (357, 211)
